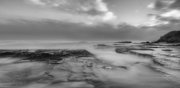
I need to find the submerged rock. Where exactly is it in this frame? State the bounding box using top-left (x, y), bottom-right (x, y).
top-left (162, 49), bottom-right (173, 52)
top-left (95, 44), bottom-right (112, 49)
top-left (115, 46), bottom-right (154, 54)
top-left (115, 47), bottom-right (131, 53)
top-left (97, 44), bottom-right (109, 47)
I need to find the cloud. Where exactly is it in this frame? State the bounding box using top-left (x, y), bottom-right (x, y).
top-left (148, 0), bottom-right (175, 10)
top-left (160, 9), bottom-right (180, 18)
top-left (29, 0), bottom-right (117, 24)
top-left (0, 0), bottom-right (117, 26)
top-left (0, 0), bottom-right (169, 41)
top-left (170, 0), bottom-right (180, 9)
top-left (147, 3), bottom-right (156, 9)
top-left (0, 21), bottom-right (164, 41)
top-left (30, 0), bottom-right (46, 5)
top-left (146, 0), bottom-right (180, 26)
top-left (143, 14), bottom-right (169, 27)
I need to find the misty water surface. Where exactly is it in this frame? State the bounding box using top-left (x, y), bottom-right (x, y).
top-left (0, 41), bottom-right (179, 88)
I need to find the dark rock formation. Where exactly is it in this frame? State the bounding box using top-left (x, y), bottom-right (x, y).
top-left (155, 31), bottom-right (180, 43)
top-left (97, 44), bottom-right (108, 47)
top-left (0, 49), bottom-right (93, 63)
top-left (115, 41), bottom-right (132, 43)
top-left (115, 47), bottom-right (131, 53)
top-left (115, 47), bottom-right (154, 54)
top-left (141, 41), bottom-right (154, 45)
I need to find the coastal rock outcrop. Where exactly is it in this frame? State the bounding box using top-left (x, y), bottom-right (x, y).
top-left (155, 31), bottom-right (180, 43)
top-left (0, 49), bottom-right (93, 63)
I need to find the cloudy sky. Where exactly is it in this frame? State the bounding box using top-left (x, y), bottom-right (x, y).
top-left (0, 0), bottom-right (180, 41)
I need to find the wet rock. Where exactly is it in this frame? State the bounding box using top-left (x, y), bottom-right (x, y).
top-left (115, 47), bottom-right (131, 53)
top-left (37, 72), bottom-right (54, 83)
top-left (60, 50), bottom-right (93, 57)
top-left (152, 57), bottom-right (180, 70)
top-left (115, 41), bottom-right (132, 43)
top-left (87, 80), bottom-right (106, 88)
top-left (0, 49), bottom-right (93, 63)
top-left (95, 44), bottom-right (113, 49)
top-left (162, 49), bottom-right (173, 52)
top-left (97, 44), bottom-right (109, 47)
top-left (115, 46), bottom-right (154, 54)
top-left (141, 41), bottom-right (155, 45)
top-left (129, 51), bottom-right (154, 58)
top-left (118, 66), bottom-right (128, 70)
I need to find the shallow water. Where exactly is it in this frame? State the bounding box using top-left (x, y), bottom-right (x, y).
top-left (0, 41), bottom-right (179, 88)
top-left (89, 46), bottom-right (180, 88)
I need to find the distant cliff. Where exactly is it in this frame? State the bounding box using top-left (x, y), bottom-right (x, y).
top-left (155, 31), bottom-right (180, 43)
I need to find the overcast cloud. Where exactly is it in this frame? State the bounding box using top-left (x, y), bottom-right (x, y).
top-left (0, 0), bottom-right (178, 41)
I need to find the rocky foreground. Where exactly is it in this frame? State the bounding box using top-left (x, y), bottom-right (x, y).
top-left (0, 49), bottom-right (119, 88)
top-left (0, 49), bottom-right (93, 63)
top-left (0, 42), bottom-right (180, 88)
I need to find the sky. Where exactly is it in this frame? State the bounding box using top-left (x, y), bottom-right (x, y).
top-left (0, 0), bottom-right (180, 41)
